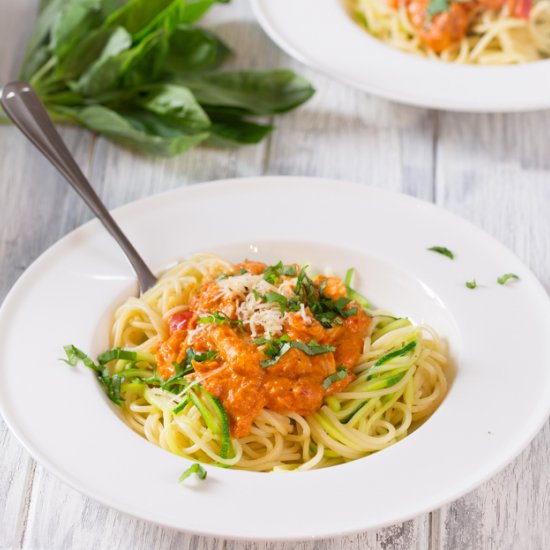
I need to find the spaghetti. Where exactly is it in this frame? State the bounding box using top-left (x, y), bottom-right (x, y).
top-left (67, 255), bottom-right (448, 472)
top-left (346, 0), bottom-right (550, 63)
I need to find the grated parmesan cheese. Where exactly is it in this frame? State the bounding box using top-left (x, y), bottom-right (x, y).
top-left (216, 273), bottom-right (310, 338)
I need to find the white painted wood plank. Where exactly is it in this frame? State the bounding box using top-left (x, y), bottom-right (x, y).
top-left (265, 68), bottom-right (436, 201)
top-left (434, 111), bottom-right (550, 550)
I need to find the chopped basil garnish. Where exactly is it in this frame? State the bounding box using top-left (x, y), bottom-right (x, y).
top-left (254, 334), bottom-right (290, 359)
top-left (424, 0), bottom-right (449, 27)
top-left (63, 344), bottom-right (97, 370)
top-left (466, 280), bottom-right (477, 289)
top-left (63, 345), bottom-right (132, 405)
top-left (322, 366), bottom-right (348, 390)
top-left (290, 340), bottom-right (337, 356)
top-left (97, 348), bottom-right (155, 365)
top-left (264, 291), bottom-right (290, 313)
top-left (252, 290), bottom-right (300, 313)
top-left (179, 463), bottom-right (207, 484)
top-left (497, 273), bottom-right (520, 285)
top-left (198, 311), bottom-right (243, 329)
top-left (294, 273), bottom-right (359, 328)
top-left (263, 261), bottom-right (297, 284)
top-left (188, 349), bottom-right (217, 363)
top-left (215, 267), bottom-right (247, 283)
top-left (427, 0), bottom-right (449, 15)
top-left (198, 312), bottom-right (229, 325)
top-left (256, 337), bottom-right (335, 368)
top-left (63, 342), bottom-right (213, 404)
top-left (428, 246), bottom-right (454, 260)
top-left (295, 266), bottom-right (308, 293)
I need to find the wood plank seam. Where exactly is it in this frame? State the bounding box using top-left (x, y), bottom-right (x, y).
top-left (13, 461), bottom-right (36, 550)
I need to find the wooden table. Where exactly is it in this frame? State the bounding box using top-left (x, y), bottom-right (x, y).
top-left (1, 1), bottom-right (549, 548)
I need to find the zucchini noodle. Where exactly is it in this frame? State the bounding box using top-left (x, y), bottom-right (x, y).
top-left (346, 0), bottom-right (550, 63)
top-left (109, 255), bottom-right (448, 471)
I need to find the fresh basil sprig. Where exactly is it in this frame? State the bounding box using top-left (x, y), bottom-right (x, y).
top-left (11, 0), bottom-right (314, 156)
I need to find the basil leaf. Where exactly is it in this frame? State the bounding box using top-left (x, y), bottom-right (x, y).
top-left (179, 0), bottom-right (229, 24)
top-left (322, 366), bottom-right (348, 390)
top-left (180, 69), bottom-right (315, 115)
top-left (465, 280), bottom-right (477, 289)
top-left (179, 462), bottom-right (207, 483)
top-left (206, 116), bottom-right (273, 146)
top-left (427, 0), bottom-right (449, 15)
top-left (198, 311), bottom-right (243, 329)
top-left (135, 84), bottom-right (211, 131)
top-left (295, 266), bottom-right (307, 293)
top-left (19, 0), bottom-right (66, 80)
top-left (188, 348), bottom-right (217, 363)
top-left (428, 246), bottom-right (454, 260)
top-left (51, 0), bottom-right (104, 61)
top-left (290, 340), bottom-right (336, 356)
top-left (73, 29), bottom-right (165, 96)
top-left (262, 261), bottom-right (297, 284)
top-left (264, 291), bottom-right (288, 313)
top-left (71, 105), bottom-right (209, 156)
top-left (59, 26), bottom-right (131, 82)
top-left (19, 0), bottom-right (314, 157)
top-left (263, 261), bottom-right (283, 284)
top-left (103, 0), bottom-right (182, 42)
top-left (96, 348), bottom-right (156, 366)
top-left (163, 25), bottom-right (231, 76)
top-left (260, 342), bottom-right (291, 368)
top-left (497, 273), bottom-right (520, 285)
top-left (62, 344), bottom-right (127, 405)
top-left (259, 338), bottom-right (335, 368)
top-left (63, 344), bottom-right (101, 372)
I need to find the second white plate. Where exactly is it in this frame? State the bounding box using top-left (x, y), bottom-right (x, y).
top-left (251, 0), bottom-right (550, 112)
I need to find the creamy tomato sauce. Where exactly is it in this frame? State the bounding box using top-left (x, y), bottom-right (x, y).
top-left (400, 0), bottom-right (531, 52)
top-left (156, 262), bottom-right (371, 437)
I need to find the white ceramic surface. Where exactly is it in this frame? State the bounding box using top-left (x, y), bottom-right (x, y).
top-left (250, 0), bottom-right (550, 112)
top-left (0, 177), bottom-right (549, 540)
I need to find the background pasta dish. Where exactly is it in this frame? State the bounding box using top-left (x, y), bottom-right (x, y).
top-left (346, 0), bottom-right (550, 63)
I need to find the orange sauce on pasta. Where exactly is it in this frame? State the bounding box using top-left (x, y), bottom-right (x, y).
top-left (401, 0), bottom-right (531, 52)
top-left (156, 262), bottom-right (371, 437)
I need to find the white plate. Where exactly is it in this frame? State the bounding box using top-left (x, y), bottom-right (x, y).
top-left (1, 177), bottom-right (550, 540)
top-left (250, 0), bottom-right (550, 112)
